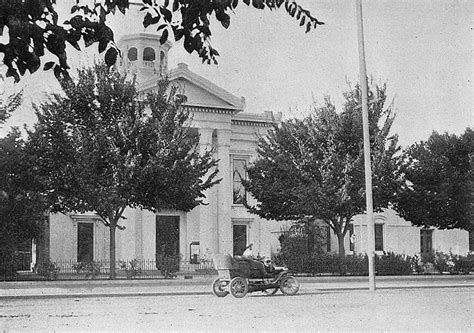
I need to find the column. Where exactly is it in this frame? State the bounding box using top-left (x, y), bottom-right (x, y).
top-left (198, 128), bottom-right (218, 259)
top-left (217, 129), bottom-right (233, 255)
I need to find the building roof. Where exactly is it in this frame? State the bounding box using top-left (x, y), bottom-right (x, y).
top-left (139, 63), bottom-right (245, 114)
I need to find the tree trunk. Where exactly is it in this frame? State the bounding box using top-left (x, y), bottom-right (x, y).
top-left (109, 222), bottom-right (117, 280)
top-left (337, 232), bottom-right (345, 258)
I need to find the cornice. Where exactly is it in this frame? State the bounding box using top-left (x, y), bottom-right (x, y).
top-left (231, 119), bottom-right (276, 127)
top-left (184, 105), bottom-right (241, 115)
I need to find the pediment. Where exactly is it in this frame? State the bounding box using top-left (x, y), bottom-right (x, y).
top-left (139, 63), bottom-right (245, 112)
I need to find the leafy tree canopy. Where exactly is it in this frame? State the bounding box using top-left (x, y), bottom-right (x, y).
top-left (394, 128), bottom-right (473, 232)
top-left (0, 89), bottom-right (23, 124)
top-left (26, 63), bottom-right (220, 277)
top-left (243, 83), bottom-right (403, 256)
top-left (0, 128), bottom-right (47, 261)
top-left (0, 0), bottom-right (324, 82)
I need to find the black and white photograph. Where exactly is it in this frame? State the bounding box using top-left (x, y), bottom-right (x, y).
top-left (0, 0), bottom-right (472, 331)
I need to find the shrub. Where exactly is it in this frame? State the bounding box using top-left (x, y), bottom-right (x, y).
top-left (431, 251), bottom-right (451, 273)
top-left (73, 261), bottom-right (102, 279)
top-left (376, 252), bottom-right (413, 275)
top-left (0, 254), bottom-right (22, 281)
top-left (156, 254), bottom-right (181, 279)
top-left (120, 259), bottom-right (142, 279)
top-left (344, 254), bottom-right (369, 275)
top-left (451, 253), bottom-right (474, 274)
top-left (409, 255), bottom-right (424, 274)
top-left (309, 252), bottom-right (346, 275)
top-left (36, 259), bottom-right (60, 280)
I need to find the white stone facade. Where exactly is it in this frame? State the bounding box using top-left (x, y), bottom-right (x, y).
top-left (45, 33), bottom-right (471, 265)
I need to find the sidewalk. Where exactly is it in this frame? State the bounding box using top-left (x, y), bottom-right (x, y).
top-left (1, 274), bottom-right (473, 299)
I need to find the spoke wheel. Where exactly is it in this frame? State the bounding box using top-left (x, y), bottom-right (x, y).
top-left (229, 277), bottom-right (248, 298)
top-left (212, 278), bottom-right (229, 297)
top-left (262, 288), bottom-right (278, 296)
top-left (279, 276), bottom-right (300, 296)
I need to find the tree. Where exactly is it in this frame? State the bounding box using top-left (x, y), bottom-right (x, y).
top-left (0, 90), bottom-right (23, 124)
top-left (0, 128), bottom-right (47, 265)
top-left (26, 63), bottom-right (220, 278)
top-left (394, 128), bottom-right (473, 232)
top-left (0, 0), bottom-right (324, 82)
top-left (243, 83), bottom-right (402, 257)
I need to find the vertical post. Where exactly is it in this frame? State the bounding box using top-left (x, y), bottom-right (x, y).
top-left (355, 0), bottom-right (376, 291)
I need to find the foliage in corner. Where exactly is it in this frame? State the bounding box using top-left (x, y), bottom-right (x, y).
top-left (0, 0), bottom-right (324, 82)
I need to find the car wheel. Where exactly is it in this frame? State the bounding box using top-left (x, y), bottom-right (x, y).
top-left (212, 278), bottom-right (229, 297)
top-left (229, 277), bottom-right (248, 298)
top-left (279, 275), bottom-right (300, 296)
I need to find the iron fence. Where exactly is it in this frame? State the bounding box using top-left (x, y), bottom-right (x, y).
top-left (0, 258), bottom-right (217, 281)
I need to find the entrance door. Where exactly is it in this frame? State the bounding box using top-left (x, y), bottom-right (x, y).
top-left (77, 223), bottom-right (94, 262)
top-left (420, 229), bottom-right (433, 261)
top-left (233, 225), bottom-right (247, 256)
top-left (156, 216), bottom-right (180, 256)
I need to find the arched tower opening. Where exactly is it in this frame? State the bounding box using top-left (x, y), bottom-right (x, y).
top-left (117, 33), bottom-right (172, 83)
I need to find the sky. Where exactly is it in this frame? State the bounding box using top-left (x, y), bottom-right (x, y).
top-left (1, 0), bottom-right (472, 146)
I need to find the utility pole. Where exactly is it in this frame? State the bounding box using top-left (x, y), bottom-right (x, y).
top-left (355, 0), bottom-right (376, 291)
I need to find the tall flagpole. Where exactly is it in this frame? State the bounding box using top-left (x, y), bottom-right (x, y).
top-left (355, 0), bottom-right (376, 291)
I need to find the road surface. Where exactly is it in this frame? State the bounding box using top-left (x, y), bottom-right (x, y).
top-left (1, 287), bottom-right (472, 331)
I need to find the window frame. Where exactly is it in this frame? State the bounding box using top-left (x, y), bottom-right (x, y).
top-left (77, 222), bottom-right (94, 262)
top-left (374, 223), bottom-right (384, 252)
top-left (232, 158), bottom-right (248, 205)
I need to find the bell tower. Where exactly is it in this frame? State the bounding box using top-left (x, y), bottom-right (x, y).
top-left (117, 33), bottom-right (172, 84)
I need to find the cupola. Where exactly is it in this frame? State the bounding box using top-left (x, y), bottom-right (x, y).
top-left (117, 33), bottom-right (172, 83)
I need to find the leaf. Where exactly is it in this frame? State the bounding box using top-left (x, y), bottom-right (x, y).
top-left (98, 40), bottom-right (108, 53)
top-left (173, 0), bottom-right (179, 12)
top-left (43, 61), bottom-right (55, 71)
top-left (160, 7), bottom-right (172, 23)
top-left (300, 16), bottom-right (305, 26)
top-left (157, 24), bottom-right (167, 31)
top-left (252, 0), bottom-right (264, 9)
top-left (160, 30), bottom-right (169, 45)
top-left (198, 25), bottom-right (211, 36)
top-left (104, 47), bottom-right (118, 66)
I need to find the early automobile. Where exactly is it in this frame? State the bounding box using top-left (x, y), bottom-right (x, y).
top-left (211, 254), bottom-right (300, 298)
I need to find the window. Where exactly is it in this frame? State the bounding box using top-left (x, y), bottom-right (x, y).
top-left (159, 51), bottom-right (166, 72)
top-left (127, 47), bottom-right (137, 61)
top-left (420, 229), bottom-right (433, 260)
top-left (349, 224), bottom-right (355, 252)
top-left (233, 159), bottom-right (247, 204)
top-left (143, 47), bottom-right (155, 61)
top-left (470, 231), bottom-right (474, 252)
top-left (233, 224), bottom-right (247, 256)
top-left (77, 223), bottom-right (94, 262)
top-left (156, 216), bottom-right (180, 256)
top-left (316, 226), bottom-right (331, 252)
top-left (374, 224), bottom-right (384, 251)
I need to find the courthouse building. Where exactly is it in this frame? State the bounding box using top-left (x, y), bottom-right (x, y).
top-left (33, 33), bottom-right (470, 268)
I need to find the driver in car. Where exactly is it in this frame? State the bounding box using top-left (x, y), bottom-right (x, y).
top-left (242, 243), bottom-right (267, 276)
